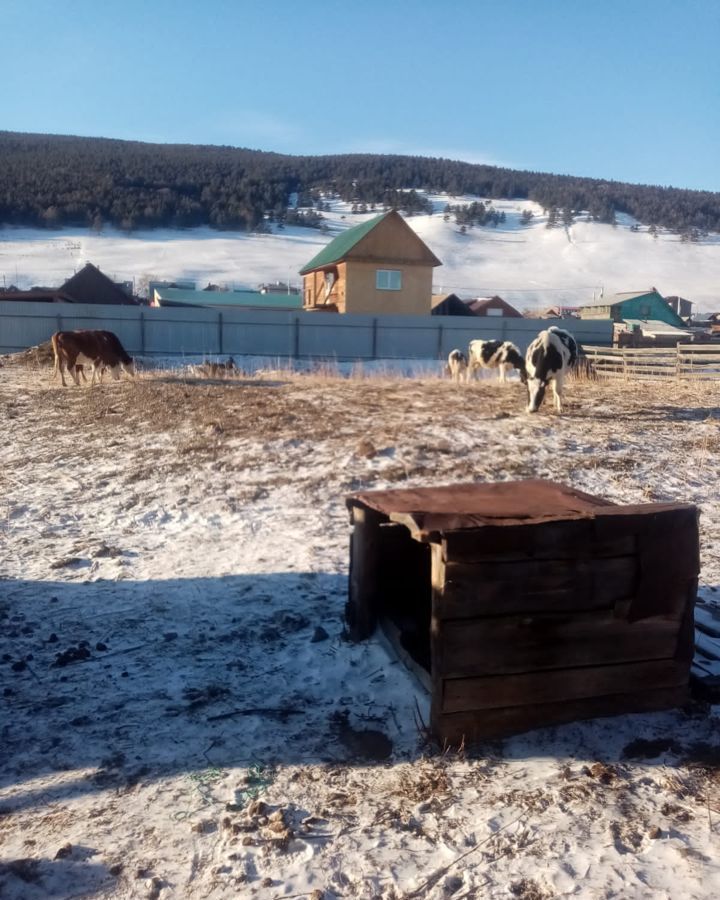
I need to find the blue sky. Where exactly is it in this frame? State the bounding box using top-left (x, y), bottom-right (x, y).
top-left (3, 0), bottom-right (719, 191)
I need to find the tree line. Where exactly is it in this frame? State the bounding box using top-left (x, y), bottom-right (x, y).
top-left (0, 131), bottom-right (718, 235)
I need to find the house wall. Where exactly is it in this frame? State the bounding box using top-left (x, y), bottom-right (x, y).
top-left (580, 304), bottom-right (615, 320)
top-left (350, 217), bottom-right (435, 263)
top-left (615, 294), bottom-right (685, 327)
top-left (303, 263), bottom-right (347, 312)
top-left (344, 261), bottom-right (432, 316)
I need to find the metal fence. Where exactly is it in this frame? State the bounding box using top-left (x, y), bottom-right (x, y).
top-left (583, 344), bottom-right (720, 380)
top-left (0, 301), bottom-right (613, 361)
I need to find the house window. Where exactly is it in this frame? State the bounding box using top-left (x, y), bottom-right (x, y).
top-left (639, 303), bottom-right (651, 316)
top-left (376, 269), bottom-right (402, 291)
top-left (486, 307), bottom-right (503, 316)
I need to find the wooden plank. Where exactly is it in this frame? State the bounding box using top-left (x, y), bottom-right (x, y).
top-left (433, 686), bottom-right (689, 744)
top-left (592, 504), bottom-right (698, 543)
top-left (436, 614), bottom-right (682, 677)
top-left (441, 659), bottom-right (689, 714)
top-left (442, 519), bottom-right (634, 563)
top-left (430, 543), bottom-right (447, 728)
top-left (346, 506), bottom-right (386, 641)
top-left (438, 556), bottom-right (636, 619)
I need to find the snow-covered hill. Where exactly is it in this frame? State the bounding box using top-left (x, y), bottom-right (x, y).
top-left (1, 194), bottom-right (718, 311)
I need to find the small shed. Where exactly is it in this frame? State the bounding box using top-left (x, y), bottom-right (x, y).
top-left (346, 480), bottom-right (698, 743)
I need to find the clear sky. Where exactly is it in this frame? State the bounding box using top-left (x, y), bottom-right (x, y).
top-left (3, 0), bottom-right (719, 192)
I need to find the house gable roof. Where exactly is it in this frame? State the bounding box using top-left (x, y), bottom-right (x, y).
top-left (431, 293), bottom-right (476, 316)
top-left (299, 210), bottom-right (441, 275)
top-left (61, 262), bottom-right (137, 305)
top-left (469, 296), bottom-right (523, 317)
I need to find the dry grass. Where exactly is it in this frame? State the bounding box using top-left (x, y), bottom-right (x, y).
top-left (2, 361), bottom-right (719, 507)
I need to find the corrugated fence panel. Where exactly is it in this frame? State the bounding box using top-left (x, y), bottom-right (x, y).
top-left (298, 312), bottom-right (375, 359)
top-left (375, 316), bottom-right (440, 359)
top-left (0, 303), bottom-right (614, 360)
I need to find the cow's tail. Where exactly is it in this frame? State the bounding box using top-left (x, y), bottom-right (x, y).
top-left (571, 341), bottom-right (598, 381)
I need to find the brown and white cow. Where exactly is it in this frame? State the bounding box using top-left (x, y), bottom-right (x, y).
top-left (51, 330), bottom-right (135, 387)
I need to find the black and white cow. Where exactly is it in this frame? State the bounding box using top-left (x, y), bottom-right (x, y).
top-left (525, 326), bottom-right (578, 413)
top-left (468, 339), bottom-right (527, 383)
top-left (446, 349), bottom-right (468, 383)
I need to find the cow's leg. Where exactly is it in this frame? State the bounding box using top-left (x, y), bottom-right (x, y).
top-left (552, 374), bottom-right (564, 412)
top-left (68, 364), bottom-right (81, 386)
top-left (57, 358), bottom-right (67, 387)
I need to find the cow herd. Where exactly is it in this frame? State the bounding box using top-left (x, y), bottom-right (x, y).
top-left (50, 325), bottom-right (582, 414)
top-left (447, 326), bottom-right (581, 413)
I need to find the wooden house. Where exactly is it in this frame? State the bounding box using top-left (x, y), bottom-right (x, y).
top-left (467, 296), bottom-right (523, 318)
top-left (299, 210), bottom-right (441, 315)
top-left (579, 289), bottom-right (685, 327)
top-left (580, 290), bottom-right (694, 346)
top-left (346, 480), bottom-right (698, 744)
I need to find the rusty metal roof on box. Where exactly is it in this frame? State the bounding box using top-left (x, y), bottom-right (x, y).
top-left (346, 480), bottom-right (696, 542)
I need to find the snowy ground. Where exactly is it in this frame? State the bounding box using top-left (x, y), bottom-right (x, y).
top-left (1, 357), bottom-right (720, 899)
top-left (1, 194), bottom-right (719, 311)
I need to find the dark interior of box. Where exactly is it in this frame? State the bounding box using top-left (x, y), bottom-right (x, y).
top-left (376, 522), bottom-right (432, 673)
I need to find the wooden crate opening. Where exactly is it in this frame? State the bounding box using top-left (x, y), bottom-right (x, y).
top-left (346, 480), bottom-right (699, 744)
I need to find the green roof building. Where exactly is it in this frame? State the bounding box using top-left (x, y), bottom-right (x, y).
top-left (300, 210), bottom-right (442, 315)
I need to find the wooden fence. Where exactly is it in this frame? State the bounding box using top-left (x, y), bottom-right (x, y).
top-left (583, 343), bottom-right (720, 381)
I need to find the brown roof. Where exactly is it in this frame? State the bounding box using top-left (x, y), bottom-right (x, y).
top-left (346, 479), bottom-right (696, 543)
top-left (468, 296), bottom-right (523, 317)
top-left (61, 263), bottom-right (137, 305)
top-left (431, 293), bottom-right (475, 316)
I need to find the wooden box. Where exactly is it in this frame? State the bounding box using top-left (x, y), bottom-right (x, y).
top-left (345, 480), bottom-right (699, 743)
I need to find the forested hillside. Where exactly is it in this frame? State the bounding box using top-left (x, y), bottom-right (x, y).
top-left (1, 130), bottom-right (718, 235)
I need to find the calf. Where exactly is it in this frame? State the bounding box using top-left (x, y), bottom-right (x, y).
top-left (196, 357), bottom-right (237, 378)
top-left (51, 330), bottom-right (135, 387)
top-left (525, 326), bottom-right (578, 413)
top-left (446, 349), bottom-right (468, 383)
top-left (468, 339), bottom-right (527, 383)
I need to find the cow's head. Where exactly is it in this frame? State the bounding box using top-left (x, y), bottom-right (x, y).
top-left (526, 376), bottom-right (546, 413)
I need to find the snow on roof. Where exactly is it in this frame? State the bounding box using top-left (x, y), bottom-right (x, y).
top-left (623, 318), bottom-right (693, 337)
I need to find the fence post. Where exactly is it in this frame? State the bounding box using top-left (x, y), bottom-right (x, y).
top-left (218, 312), bottom-right (223, 355)
top-left (371, 318), bottom-right (378, 359)
top-left (139, 310), bottom-right (145, 354)
top-left (56, 312), bottom-right (62, 332)
top-left (293, 316), bottom-right (300, 358)
top-left (436, 323), bottom-right (444, 358)
top-left (676, 343), bottom-right (682, 380)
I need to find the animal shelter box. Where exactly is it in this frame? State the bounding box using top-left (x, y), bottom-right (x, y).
top-left (345, 480), bottom-right (699, 743)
